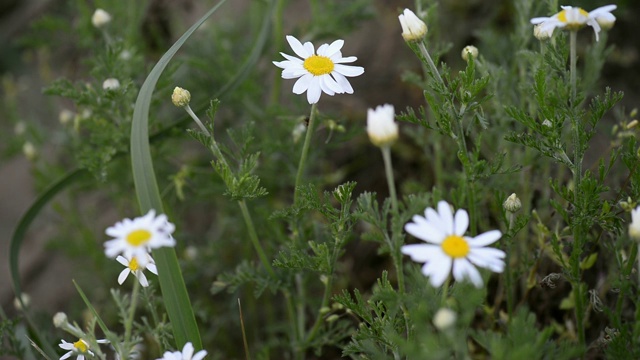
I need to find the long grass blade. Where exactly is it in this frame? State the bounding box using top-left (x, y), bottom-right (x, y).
top-left (130, 0), bottom-right (228, 350)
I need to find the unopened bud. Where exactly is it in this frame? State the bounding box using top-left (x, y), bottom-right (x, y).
top-left (461, 45), bottom-right (478, 62)
top-left (22, 142), bottom-right (37, 161)
top-left (102, 78), bottom-right (120, 90)
top-left (59, 110), bottom-right (74, 125)
top-left (53, 312), bottom-right (68, 328)
top-left (503, 193), bottom-right (522, 213)
top-left (91, 9), bottom-right (112, 28)
top-left (627, 120), bottom-right (638, 129)
top-left (398, 9), bottom-right (427, 42)
top-left (433, 308), bottom-right (456, 330)
top-left (171, 87), bottom-right (191, 107)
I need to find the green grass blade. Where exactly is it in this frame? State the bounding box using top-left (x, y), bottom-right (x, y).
top-left (9, 168), bottom-right (88, 359)
top-left (130, 0), bottom-right (228, 350)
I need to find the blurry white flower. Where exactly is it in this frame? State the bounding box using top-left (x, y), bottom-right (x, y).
top-left (13, 293), bottom-right (30, 310)
top-left (102, 78), bottom-right (120, 90)
top-left (366, 104), bottom-right (398, 147)
top-left (542, 119), bottom-right (553, 127)
top-left (104, 210), bottom-right (176, 267)
top-left (534, 23), bottom-right (554, 40)
top-left (171, 87), bottom-right (191, 107)
top-left (22, 142), bottom-right (37, 161)
top-left (530, 5), bottom-right (616, 42)
top-left (630, 206), bottom-right (640, 241)
top-left (273, 35), bottom-right (364, 104)
top-left (116, 254), bottom-right (158, 287)
top-left (156, 342), bottom-right (207, 360)
top-left (59, 339), bottom-right (108, 360)
top-left (503, 193), bottom-right (522, 213)
top-left (398, 8), bottom-right (427, 42)
top-left (433, 308), bottom-right (457, 330)
top-left (461, 45), bottom-right (478, 62)
top-left (402, 200), bottom-right (506, 288)
top-left (59, 110), bottom-right (74, 125)
top-left (91, 9), bottom-right (111, 28)
top-left (14, 122), bottom-right (26, 135)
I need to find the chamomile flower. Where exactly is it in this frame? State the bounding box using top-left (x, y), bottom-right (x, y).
top-left (59, 338), bottom-right (108, 360)
top-left (530, 5), bottom-right (616, 42)
top-left (630, 206), bottom-right (640, 241)
top-left (273, 35), bottom-right (364, 104)
top-left (367, 104), bottom-right (398, 147)
top-left (157, 342), bottom-right (207, 360)
top-left (402, 201), bottom-right (506, 288)
top-left (104, 210), bottom-right (175, 267)
top-left (116, 254), bottom-right (158, 287)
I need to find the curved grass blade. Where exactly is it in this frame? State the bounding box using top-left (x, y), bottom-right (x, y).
top-left (130, 0), bottom-right (228, 350)
top-left (9, 168), bottom-right (88, 358)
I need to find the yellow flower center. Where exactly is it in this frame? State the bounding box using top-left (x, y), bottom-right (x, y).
top-left (128, 257), bottom-right (140, 271)
top-left (74, 340), bottom-right (88, 353)
top-left (126, 229), bottom-right (152, 247)
top-left (441, 235), bottom-right (470, 258)
top-left (557, 8), bottom-right (589, 29)
top-left (303, 55), bottom-right (334, 76)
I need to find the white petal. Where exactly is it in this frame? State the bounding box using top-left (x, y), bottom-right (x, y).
top-left (437, 201), bottom-right (454, 234)
top-left (306, 76), bottom-right (322, 104)
top-left (323, 39), bottom-right (344, 57)
top-left (530, 16), bottom-right (551, 24)
top-left (292, 73), bottom-right (313, 94)
top-left (405, 220), bottom-right (446, 244)
top-left (590, 5), bottom-right (616, 15)
top-left (116, 255), bottom-right (129, 267)
top-left (60, 351), bottom-right (72, 360)
top-left (147, 263), bottom-right (158, 275)
top-left (467, 248), bottom-right (506, 272)
top-left (136, 271), bottom-right (149, 287)
top-left (118, 269), bottom-right (130, 285)
top-left (182, 343), bottom-right (195, 359)
top-left (452, 259), bottom-right (483, 288)
top-left (322, 74), bottom-right (343, 94)
top-left (401, 244), bottom-right (441, 262)
top-left (333, 64), bottom-right (364, 77)
top-left (280, 52), bottom-right (303, 63)
top-left (586, 18), bottom-right (601, 41)
top-left (333, 56), bottom-right (357, 64)
top-left (331, 72), bottom-right (354, 94)
top-left (303, 41), bottom-right (315, 57)
top-left (316, 43), bottom-right (329, 56)
top-left (318, 75), bottom-right (336, 96)
top-left (286, 35), bottom-right (310, 58)
top-left (453, 209), bottom-right (469, 236)
top-left (422, 255), bottom-right (452, 287)
top-left (192, 350), bottom-right (208, 360)
top-left (467, 230), bottom-right (502, 247)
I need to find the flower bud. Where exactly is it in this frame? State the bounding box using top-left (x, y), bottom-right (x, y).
top-left (53, 312), bottom-right (68, 328)
top-left (367, 104), bottom-right (398, 147)
top-left (171, 87), bottom-right (191, 107)
top-left (59, 109), bottom-right (74, 125)
top-left (13, 293), bottom-right (30, 310)
top-left (22, 142), bottom-right (37, 161)
top-left (398, 9), bottom-right (427, 42)
top-left (503, 193), bottom-right (522, 213)
top-left (102, 78), bottom-right (120, 90)
top-left (461, 45), bottom-right (478, 62)
top-left (433, 308), bottom-right (456, 330)
top-left (534, 24), bottom-right (553, 40)
top-left (91, 9), bottom-right (112, 28)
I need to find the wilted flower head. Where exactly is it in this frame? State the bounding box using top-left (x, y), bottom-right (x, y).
top-left (461, 45), bottom-right (478, 62)
top-left (273, 35), bottom-right (364, 104)
top-left (102, 78), bottom-right (120, 90)
top-left (530, 5), bottom-right (616, 42)
top-left (366, 104), bottom-right (398, 147)
top-left (398, 9), bottom-right (427, 42)
top-left (172, 87), bottom-right (191, 107)
top-left (91, 9), bottom-right (112, 28)
top-left (402, 201), bottom-right (506, 288)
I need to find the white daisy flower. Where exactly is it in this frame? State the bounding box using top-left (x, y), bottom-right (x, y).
top-left (116, 254), bottom-right (158, 287)
top-left (402, 200), bottom-right (506, 288)
top-left (366, 104), bottom-right (398, 147)
top-left (530, 5), bottom-right (616, 42)
top-left (273, 35), bottom-right (364, 104)
top-left (156, 342), bottom-right (207, 360)
top-left (104, 210), bottom-right (176, 267)
top-left (59, 338), bottom-right (108, 360)
top-left (630, 206), bottom-right (640, 241)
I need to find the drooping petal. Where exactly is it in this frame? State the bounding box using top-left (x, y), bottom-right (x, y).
top-left (60, 351), bottom-right (73, 360)
top-left (147, 263), bottom-right (158, 275)
top-left (452, 259), bottom-right (483, 288)
top-left (306, 76), bottom-right (322, 104)
top-left (136, 271), bottom-right (149, 287)
top-left (118, 269), bottom-right (130, 285)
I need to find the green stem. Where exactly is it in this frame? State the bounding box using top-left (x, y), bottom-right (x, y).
top-left (184, 104), bottom-right (210, 136)
top-left (418, 42), bottom-right (444, 86)
top-left (238, 199), bottom-right (275, 278)
top-left (569, 31), bottom-right (577, 105)
top-left (124, 278), bottom-right (141, 353)
top-left (293, 104), bottom-right (318, 205)
top-left (381, 146), bottom-right (399, 215)
top-left (441, 276), bottom-right (451, 305)
top-left (269, 0), bottom-right (285, 105)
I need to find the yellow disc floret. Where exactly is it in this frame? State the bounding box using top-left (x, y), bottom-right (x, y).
top-left (126, 229), bottom-right (152, 247)
top-left (128, 257), bottom-right (140, 271)
top-left (303, 56), bottom-right (334, 76)
top-left (558, 8), bottom-right (589, 30)
top-left (441, 235), bottom-right (470, 258)
top-left (74, 339), bottom-right (88, 353)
